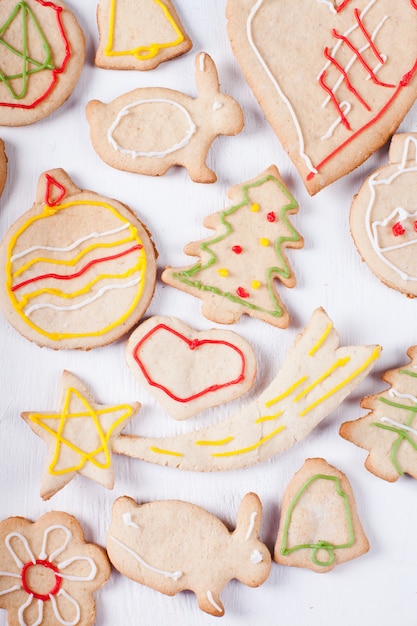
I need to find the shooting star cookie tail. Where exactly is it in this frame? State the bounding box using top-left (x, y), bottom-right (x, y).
top-left (113, 308), bottom-right (381, 471)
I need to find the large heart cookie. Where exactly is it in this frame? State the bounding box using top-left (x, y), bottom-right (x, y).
top-left (126, 316), bottom-right (257, 420)
top-left (227, 0), bottom-right (417, 195)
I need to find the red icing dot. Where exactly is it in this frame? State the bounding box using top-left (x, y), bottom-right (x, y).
top-left (236, 286), bottom-right (250, 298)
top-left (267, 212), bottom-right (276, 222)
top-left (392, 222), bottom-right (406, 237)
top-left (232, 245), bottom-right (243, 254)
top-left (414, 220), bottom-right (417, 232)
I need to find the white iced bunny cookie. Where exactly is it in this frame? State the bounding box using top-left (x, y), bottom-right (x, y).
top-left (86, 52), bottom-right (244, 183)
top-left (351, 133), bottom-right (417, 297)
top-left (107, 494), bottom-right (271, 617)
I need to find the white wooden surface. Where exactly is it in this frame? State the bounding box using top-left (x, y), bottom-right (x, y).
top-left (1, 2), bottom-right (417, 625)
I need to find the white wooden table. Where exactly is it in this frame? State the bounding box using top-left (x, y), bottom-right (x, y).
top-left (1, 2), bottom-right (417, 625)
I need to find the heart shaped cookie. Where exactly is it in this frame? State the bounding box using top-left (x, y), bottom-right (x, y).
top-left (126, 316), bottom-right (257, 420)
top-left (227, 0), bottom-right (417, 194)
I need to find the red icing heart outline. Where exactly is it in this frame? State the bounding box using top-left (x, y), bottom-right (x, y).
top-left (132, 324), bottom-right (246, 403)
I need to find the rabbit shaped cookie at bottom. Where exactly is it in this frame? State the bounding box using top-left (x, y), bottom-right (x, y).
top-left (107, 493), bottom-right (271, 616)
top-left (86, 52), bottom-right (244, 183)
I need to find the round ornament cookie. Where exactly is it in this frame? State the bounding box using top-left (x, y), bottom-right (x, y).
top-left (0, 0), bottom-right (85, 126)
top-left (0, 169), bottom-right (157, 349)
top-left (350, 133), bottom-right (417, 297)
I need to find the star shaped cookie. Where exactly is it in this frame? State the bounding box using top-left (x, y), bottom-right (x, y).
top-left (22, 371), bottom-right (140, 500)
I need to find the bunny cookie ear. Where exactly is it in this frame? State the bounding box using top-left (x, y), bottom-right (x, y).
top-left (35, 169), bottom-right (80, 206)
top-left (234, 493), bottom-right (263, 541)
top-left (195, 52), bottom-right (220, 96)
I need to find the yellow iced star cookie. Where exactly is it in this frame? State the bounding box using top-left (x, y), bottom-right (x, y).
top-left (22, 370), bottom-right (140, 500)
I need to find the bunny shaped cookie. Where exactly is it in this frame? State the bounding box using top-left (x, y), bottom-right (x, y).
top-left (86, 52), bottom-right (244, 183)
top-left (107, 493), bottom-right (271, 616)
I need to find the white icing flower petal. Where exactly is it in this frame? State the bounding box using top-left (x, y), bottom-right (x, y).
top-left (38, 525), bottom-right (72, 561)
top-left (50, 589), bottom-right (81, 626)
top-left (17, 595), bottom-right (44, 626)
top-left (57, 555), bottom-right (97, 582)
top-left (5, 533), bottom-right (36, 568)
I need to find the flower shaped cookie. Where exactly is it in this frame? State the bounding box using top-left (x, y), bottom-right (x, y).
top-left (0, 511), bottom-right (110, 626)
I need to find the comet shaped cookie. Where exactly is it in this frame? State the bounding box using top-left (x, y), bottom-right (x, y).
top-left (113, 308), bottom-right (380, 470)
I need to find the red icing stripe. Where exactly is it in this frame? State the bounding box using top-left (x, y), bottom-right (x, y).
top-left (12, 244), bottom-right (143, 292)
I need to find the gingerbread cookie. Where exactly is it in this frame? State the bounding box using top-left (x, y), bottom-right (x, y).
top-left (0, 139), bottom-right (7, 197)
top-left (162, 165), bottom-right (303, 328)
top-left (21, 370), bottom-right (140, 500)
top-left (0, 511), bottom-right (110, 626)
top-left (227, 0), bottom-right (417, 194)
top-left (274, 458), bottom-right (369, 573)
top-left (350, 133), bottom-right (417, 297)
top-left (340, 346), bottom-right (417, 482)
top-left (126, 316), bottom-right (257, 420)
top-left (0, 169), bottom-right (157, 350)
top-left (0, 0), bottom-right (85, 126)
top-left (86, 52), bottom-right (244, 183)
top-left (95, 0), bottom-right (192, 70)
top-left (113, 308), bottom-right (380, 471)
top-left (107, 493), bottom-right (271, 617)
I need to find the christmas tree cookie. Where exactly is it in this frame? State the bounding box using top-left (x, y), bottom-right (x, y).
top-left (162, 166), bottom-right (303, 328)
top-left (274, 458), bottom-right (369, 573)
top-left (340, 346), bottom-right (417, 482)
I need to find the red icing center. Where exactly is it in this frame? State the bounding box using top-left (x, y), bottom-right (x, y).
top-left (232, 245), bottom-right (242, 254)
top-left (21, 560), bottom-right (62, 601)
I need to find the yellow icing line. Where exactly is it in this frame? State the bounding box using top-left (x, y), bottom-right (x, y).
top-left (308, 322), bottom-right (333, 356)
top-left (16, 264), bottom-right (144, 310)
top-left (13, 235), bottom-right (136, 278)
top-left (29, 388), bottom-right (134, 475)
top-left (298, 346), bottom-right (381, 417)
top-left (264, 377), bottom-right (308, 408)
top-left (105, 0), bottom-right (184, 59)
top-left (210, 425), bottom-right (286, 458)
top-left (150, 446), bottom-right (184, 457)
top-left (195, 436), bottom-right (234, 446)
top-left (294, 357), bottom-right (350, 402)
top-left (7, 200), bottom-right (147, 341)
top-left (255, 410), bottom-right (283, 424)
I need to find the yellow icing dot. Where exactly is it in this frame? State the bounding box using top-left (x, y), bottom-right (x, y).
top-left (251, 203), bottom-right (260, 212)
top-left (217, 268), bottom-right (229, 277)
top-left (251, 280), bottom-right (261, 289)
top-left (260, 238), bottom-right (270, 247)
